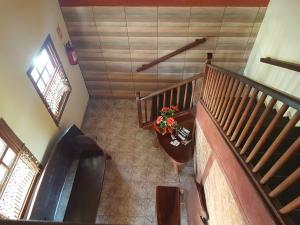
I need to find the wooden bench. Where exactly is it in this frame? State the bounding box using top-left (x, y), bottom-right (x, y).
top-left (156, 186), bottom-right (181, 225)
top-left (29, 125), bottom-right (109, 223)
top-left (156, 177), bottom-right (207, 225)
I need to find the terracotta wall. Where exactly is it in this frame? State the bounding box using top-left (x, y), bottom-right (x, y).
top-left (195, 119), bottom-right (246, 225)
top-left (194, 103), bottom-right (277, 225)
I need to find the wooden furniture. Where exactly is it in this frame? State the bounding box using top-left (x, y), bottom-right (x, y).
top-left (29, 125), bottom-right (109, 223)
top-left (181, 176), bottom-right (207, 225)
top-left (156, 186), bottom-right (181, 225)
top-left (156, 119), bottom-right (194, 173)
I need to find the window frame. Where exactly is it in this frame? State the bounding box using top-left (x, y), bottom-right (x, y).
top-left (26, 35), bottom-right (72, 126)
top-left (0, 118), bottom-right (41, 219)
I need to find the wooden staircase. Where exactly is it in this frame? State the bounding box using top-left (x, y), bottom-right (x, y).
top-left (136, 53), bottom-right (300, 225)
top-left (136, 74), bottom-right (203, 129)
top-left (201, 56), bottom-right (300, 225)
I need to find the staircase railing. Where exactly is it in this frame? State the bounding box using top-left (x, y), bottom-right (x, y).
top-left (201, 53), bottom-right (300, 225)
top-left (136, 73), bottom-right (204, 128)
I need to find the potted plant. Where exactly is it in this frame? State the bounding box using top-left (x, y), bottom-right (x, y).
top-left (154, 105), bottom-right (179, 135)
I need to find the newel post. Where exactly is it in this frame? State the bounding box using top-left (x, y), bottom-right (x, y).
top-left (200, 53), bottom-right (213, 98)
top-left (136, 92), bottom-right (143, 128)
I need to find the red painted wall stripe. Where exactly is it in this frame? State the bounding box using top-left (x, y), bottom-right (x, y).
top-left (196, 103), bottom-right (277, 225)
top-left (59, 0), bottom-right (269, 7)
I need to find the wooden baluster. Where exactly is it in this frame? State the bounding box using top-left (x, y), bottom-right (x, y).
top-left (207, 69), bottom-right (215, 101)
top-left (183, 83), bottom-right (188, 109)
top-left (170, 89), bottom-right (174, 106)
top-left (240, 98), bottom-right (277, 155)
top-left (211, 73), bottom-right (226, 115)
top-left (215, 76), bottom-right (232, 119)
top-left (211, 72), bottom-right (224, 112)
top-left (230, 89), bottom-right (258, 141)
top-left (205, 70), bottom-right (215, 108)
top-left (150, 98), bottom-right (154, 120)
top-left (144, 100), bottom-right (148, 123)
top-left (223, 83), bottom-right (245, 131)
top-left (156, 95), bottom-right (159, 115)
top-left (136, 92), bottom-right (142, 128)
top-left (279, 196), bottom-right (300, 214)
top-left (203, 68), bottom-right (212, 104)
top-left (205, 70), bottom-right (217, 109)
top-left (163, 92), bottom-right (166, 107)
top-left (260, 136), bottom-right (300, 184)
top-left (201, 53), bottom-right (213, 100)
top-left (208, 71), bottom-right (221, 111)
top-left (253, 111), bottom-right (300, 173)
top-left (246, 104), bottom-right (289, 163)
top-left (235, 93), bottom-right (267, 148)
top-left (190, 81), bottom-right (195, 108)
top-left (176, 86), bottom-right (180, 107)
top-left (269, 167), bottom-right (300, 198)
top-left (217, 77), bottom-right (235, 122)
top-left (226, 86), bottom-right (251, 136)
top-left (220, 80), bottom-right (240, 126)
top-left (201, 73), bottom-right (207, 100)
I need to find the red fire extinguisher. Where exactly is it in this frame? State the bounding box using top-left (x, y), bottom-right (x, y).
top-left (65, 41), bottom-right (78, 65)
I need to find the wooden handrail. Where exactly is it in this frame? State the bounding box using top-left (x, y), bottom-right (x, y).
top-left (136, 38), bottom-right (206, 72)
top-left (136, 73), bottom-right (203, 128)
top-left (207, 64), bottom-right (300, 111)
top-left (201, 53), bottom-right (300, 225)
top-left (260, 57), bottom-right (300, 73)
top-left (138, 73), bottom-right (203, 101)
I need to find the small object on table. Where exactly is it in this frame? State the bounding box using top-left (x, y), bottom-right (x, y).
top-left (171, 134), bottom-right (177, 140)
top-left (177, 133), bottom-right (186, 141)
top-left (177, 127), bottom-right (190, 141)
top-left (181, 139), bottom-right (192, 146)
top-left (182, 127), bottom-right (190, 135)
top-left (170, 140), bottom-right (180, 146)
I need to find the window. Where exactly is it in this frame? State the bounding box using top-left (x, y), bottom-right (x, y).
top-left (0, 119), bottom-right (40, 219)
top-left (27, 35), bottom-right (71, 125)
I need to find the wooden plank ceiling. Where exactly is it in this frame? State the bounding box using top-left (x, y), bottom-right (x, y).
top-left (61, 6), bottom-right (266, 98)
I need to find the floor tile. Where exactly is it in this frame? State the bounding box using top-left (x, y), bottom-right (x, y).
top-left (82, 98), bottom-right (193, 225)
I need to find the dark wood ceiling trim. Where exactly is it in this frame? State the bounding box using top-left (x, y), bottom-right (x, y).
top-left (60, 0), bottom-right (269, 7)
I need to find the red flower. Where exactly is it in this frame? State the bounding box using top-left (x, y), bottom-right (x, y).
top-left (153, 123), bottom-right (160, 133)
top-left (167, 117), bottom-right (175, 126)
top-left (171, 105), bottom-right (179, 112)
top-left (168, 127), bottom-right (174, 134)
top-left (161, 127), bottom-right (167, 135)
top-left (156, 116), bottom-right (163, 124)
top-left (161, 107), bottom-right (170, 112)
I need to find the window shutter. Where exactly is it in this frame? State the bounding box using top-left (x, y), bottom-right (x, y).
top-left (0, 151), bottom-right (39, 219)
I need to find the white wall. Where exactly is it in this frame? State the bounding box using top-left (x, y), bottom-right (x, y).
top-left (244, 0), bottom-right (300, 99)
top-left (0, 0), bottom-right (89, 162)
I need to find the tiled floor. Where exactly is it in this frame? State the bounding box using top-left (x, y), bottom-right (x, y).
top-left (81, 99), bottom-right (193, 225)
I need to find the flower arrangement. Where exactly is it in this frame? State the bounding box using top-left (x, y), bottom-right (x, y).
top-left (154, 105), bottom-right (179, 135)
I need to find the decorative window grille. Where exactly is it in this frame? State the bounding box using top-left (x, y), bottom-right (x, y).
top-left (0, 119), bottom-right (40, 219)
top-left (27, 35), bottom-right (71, 125)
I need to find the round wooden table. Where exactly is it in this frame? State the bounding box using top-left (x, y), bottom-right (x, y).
top-left (156, 119), bottom-right (194, 173)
